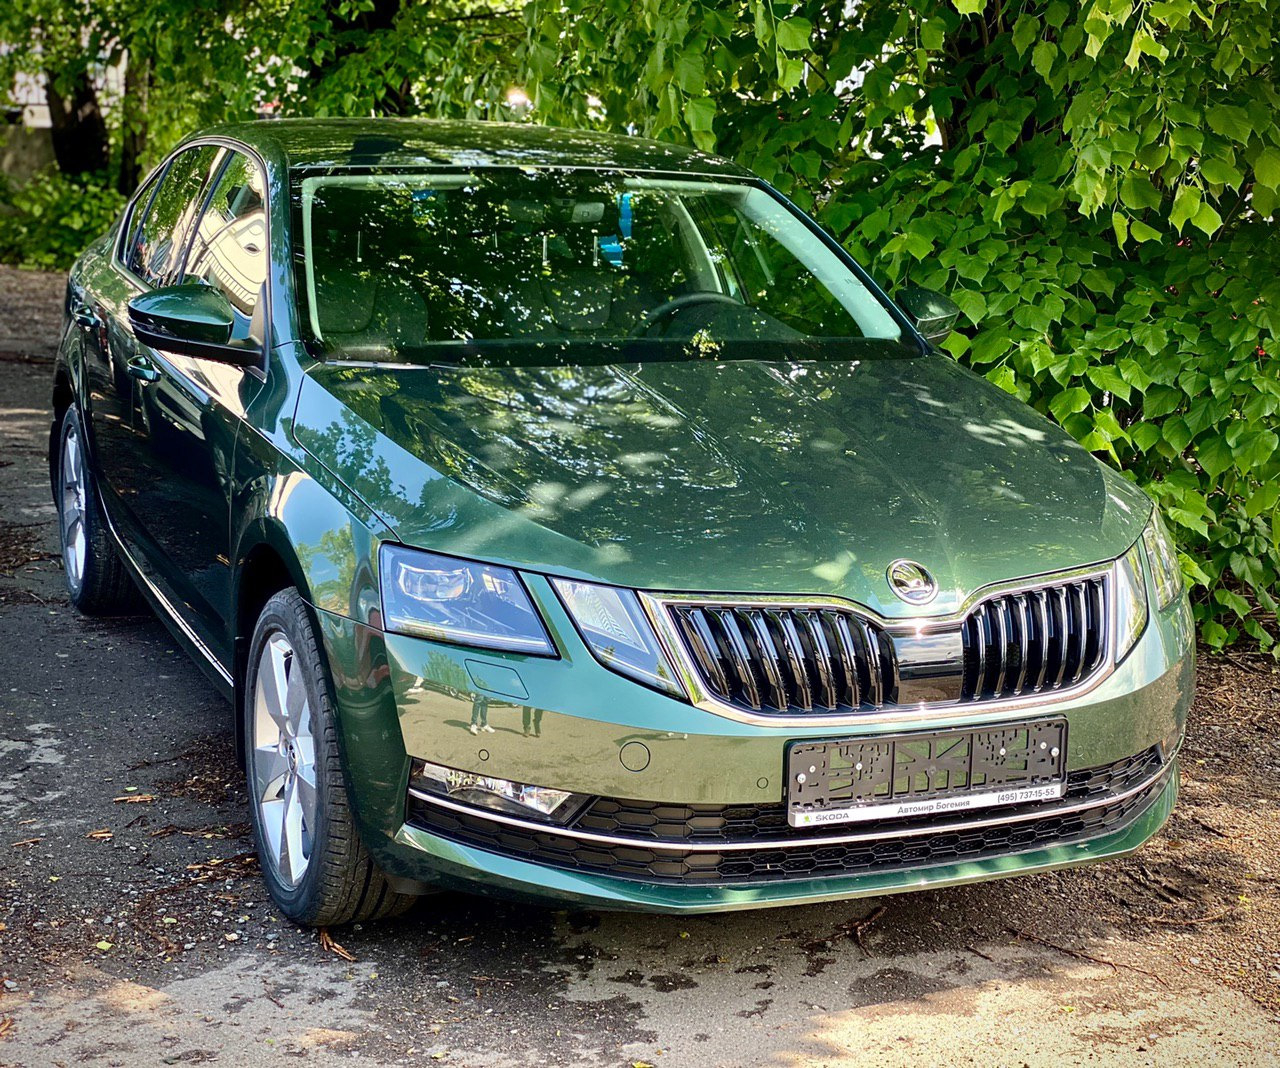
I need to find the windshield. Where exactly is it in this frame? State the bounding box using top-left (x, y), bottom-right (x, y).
top-left (294, 168), bottom-right (907, 363)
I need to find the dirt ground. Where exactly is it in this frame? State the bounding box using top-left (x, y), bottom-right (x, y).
top-left (0, 270), bottom-right (1278, 1067)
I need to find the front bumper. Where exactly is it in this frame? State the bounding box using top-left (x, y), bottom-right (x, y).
top-left (314, 572), bottom-right (1194, 911)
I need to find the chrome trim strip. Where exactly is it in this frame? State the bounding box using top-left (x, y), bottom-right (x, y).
top-left (407, 755), bottom-right (1173, 855)
top-left (102, 510), bottom-right (233, 686)
top-left (639, 562), bottom-right (1118, 729)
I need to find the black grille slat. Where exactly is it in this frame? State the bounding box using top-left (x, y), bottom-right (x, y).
top-left (799, 611), bottom-right (839, 710)
top-left (671, 604), bottom-right (893, 715)
top-left (743, 610), bottom-right (788, 711)
top-left (678, 608), bottom-right (730, 698)
top-left (711, 609), bottom-right (764, 710)
top-left (962, 575), bottom-right (1108, 702)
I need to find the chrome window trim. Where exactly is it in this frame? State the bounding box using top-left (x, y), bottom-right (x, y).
top-left (638, 559), bottom-right (1121, 729)
top-left (111, 136), bottom-right (275, 373)
top-left (407, 751), bottom-right (1174, 855)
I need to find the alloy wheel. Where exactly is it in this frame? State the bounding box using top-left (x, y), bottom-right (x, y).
top-left (59, 422), bottom-right (87, 592)
top-left (252, 631), bottom-right (318, 887)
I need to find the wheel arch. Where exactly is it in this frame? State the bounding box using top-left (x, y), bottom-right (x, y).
top-left (232, 523), bottom-right (313, 764)
top-left (49, 364), bottom-right (75, 499)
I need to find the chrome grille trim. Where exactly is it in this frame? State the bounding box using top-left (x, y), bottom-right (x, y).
top-left (640, 561), bottom-right (1119, 728)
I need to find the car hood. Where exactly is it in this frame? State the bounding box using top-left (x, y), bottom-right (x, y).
top-left (294, 353), bottom-right (1151, 618)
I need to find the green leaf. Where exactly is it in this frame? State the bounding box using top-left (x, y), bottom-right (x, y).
top-left (1206, 105), bottom-right (1252, 144)
top-left (1129, 219), bottom-right (1162, 242)
top-left (1048, 387), bottom-right (1091, 422)
top-left (1191, 200), bottom-right (1223, 236)
top-left (774, 17), bottom-right (812, 52)
top-left (674, 53), bottom-right (705, 95)
top-left (1169, 184), bottom-right (1201, 231)
top-left (1197, 434), bottom-right (1233, 477)
top-left (683, 97), bottom-right (715, 133)
top-left (1199, 156), bottom-right (1243, 188)
top-left (953, 0), bottom-right (986, 14)
top-left (1031, 40), bottom-right (1057, 79)
top-left (1111, 211), bottom-right (1128, 247)
top-left (1012, 15), bottom-right (1039, 57)
top-left (1255, 148), bottom-right (1280, 192)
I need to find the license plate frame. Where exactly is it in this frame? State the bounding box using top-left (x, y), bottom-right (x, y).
top-left (786, 719), bottom-right (1068, 828)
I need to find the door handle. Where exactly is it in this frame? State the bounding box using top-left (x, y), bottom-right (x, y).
top-left (71, 301), bottom-right (100, 330)
top-left (126, 354), bottom-right (161, 383)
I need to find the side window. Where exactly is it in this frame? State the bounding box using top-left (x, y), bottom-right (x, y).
top-left (125, 145), bottom-right (220, 287)
top-left (183, 152), bottom-right (268, 341)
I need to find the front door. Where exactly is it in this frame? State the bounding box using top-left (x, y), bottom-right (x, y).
top-left (124, 149), bottom-right (272, 664)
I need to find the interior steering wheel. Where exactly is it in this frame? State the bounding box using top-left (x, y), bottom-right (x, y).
top-left (631, 291), bottom-right (743, 337)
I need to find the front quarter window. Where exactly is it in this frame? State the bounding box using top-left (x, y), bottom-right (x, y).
top-left (125, 145), bottom-right (220, 287)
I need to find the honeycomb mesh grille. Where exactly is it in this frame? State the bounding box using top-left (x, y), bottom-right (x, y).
top-left (406, 748), bottom-right (1165, 886)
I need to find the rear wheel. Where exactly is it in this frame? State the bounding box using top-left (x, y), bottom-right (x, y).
top-left (55, 407), bottom-right (141, 614)
top-left (244, 588), bottom-right (415, 925)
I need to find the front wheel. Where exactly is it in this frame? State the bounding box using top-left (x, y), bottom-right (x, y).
top-left (244, 588), bottom-right (415, 925)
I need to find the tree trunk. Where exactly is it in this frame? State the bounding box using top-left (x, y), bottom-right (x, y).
top-left (117, 50), bottom-right (151, 195)
top-left (45, 70), bottom-right (109, 177)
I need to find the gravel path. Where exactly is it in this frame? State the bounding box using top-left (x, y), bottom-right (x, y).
top-left (0, 270), bottom-right (1277, 1067)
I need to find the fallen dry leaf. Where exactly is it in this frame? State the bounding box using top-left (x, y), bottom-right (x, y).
top-left (0, 1017), bottom-right (13, 1037)
top-left (10, 838), bottom-right (43, 848)
top-left (85, 829), bottom-right (113, 841)
top-left (319, 928), bottom-right (356, 962)
top-left (112, 794), bottom-right (156, 804)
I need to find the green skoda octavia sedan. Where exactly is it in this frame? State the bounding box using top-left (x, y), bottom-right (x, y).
top-left (51, 119), bottom-right (1193, 925)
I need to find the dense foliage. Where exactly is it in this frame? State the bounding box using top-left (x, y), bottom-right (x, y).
top-left (3, 0), bottom-right (1277, 646)
top-left (0, 169), bottom-right (124, 269)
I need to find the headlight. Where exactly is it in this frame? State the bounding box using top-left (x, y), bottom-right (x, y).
top-left (552, 579), bottom-right (685, 697)
top-left (379, 544), bottom-right (554, 655)
top-left (1141, 510), bottom-right (1184, 611)
top-left (1114, 541), bottom-right (1149, 663)
top-left (410, 759), bottom-right (587, 824)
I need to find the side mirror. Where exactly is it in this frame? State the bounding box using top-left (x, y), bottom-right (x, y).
top-left (127, 285), bottom-right (261, 368)
top-left (897, 285), bottom-right (961, 345)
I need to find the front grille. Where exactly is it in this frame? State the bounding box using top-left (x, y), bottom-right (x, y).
top-left (961, 575), bottom-right (1108, 702)
top-left (662, 571), bottom-right (1111, 716)
top-left (406, 750), bottom-right (1168, 885)
top-left (669, 603), bottom-right (896, 714)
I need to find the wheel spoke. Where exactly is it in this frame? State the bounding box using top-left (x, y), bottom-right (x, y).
top-left (285, 670), bottom-right (309, 733)
top-left (252, 743), bottom-right (289, 802)
top-left (261, 797), bottom-right (284, 863)
top-left (294, 760), bottom-right (318, 817)
top-left (259, 637), bottom-right (291, 732)
top-left (280, 776), bottom-right (306, 884)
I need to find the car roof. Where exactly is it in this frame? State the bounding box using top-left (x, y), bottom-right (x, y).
top-left (198, 118), bottom-right (755, 179)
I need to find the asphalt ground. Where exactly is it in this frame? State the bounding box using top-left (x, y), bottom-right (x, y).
top-left (0, 270), bottom-right (1278, 1067)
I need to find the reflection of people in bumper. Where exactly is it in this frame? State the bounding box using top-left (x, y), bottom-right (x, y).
top-left (469, 693), bottom-right (494, 735)
top-left (522, 705), bottom-right (542, 738)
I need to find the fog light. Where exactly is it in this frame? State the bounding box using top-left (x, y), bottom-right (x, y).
top-left (410, 759), bottom-right (588, 823)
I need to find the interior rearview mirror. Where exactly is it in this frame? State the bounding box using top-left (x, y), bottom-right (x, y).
top-left (127, 285), bottom-right (262, 368)
top-left (897, 285), bottom-right (961, 345)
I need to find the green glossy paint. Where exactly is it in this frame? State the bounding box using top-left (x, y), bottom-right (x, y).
top-left (54, 118), bottom-right (1194, 912)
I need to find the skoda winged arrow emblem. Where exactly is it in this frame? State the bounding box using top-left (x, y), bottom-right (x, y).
top-left (887, 559), bottom-right (938, 605)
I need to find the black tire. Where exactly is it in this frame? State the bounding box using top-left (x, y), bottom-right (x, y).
top-left (54, 406), bottom-right (142, 615)
top-left (244, 587), bottom-right (416, 926)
